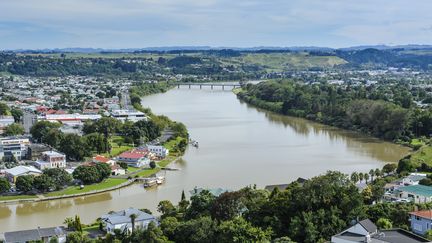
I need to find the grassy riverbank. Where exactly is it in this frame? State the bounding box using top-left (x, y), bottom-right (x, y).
top-left (45, 178), bottom-right (128, 197)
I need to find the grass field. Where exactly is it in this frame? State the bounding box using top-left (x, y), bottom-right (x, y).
top-left (0, 194), bottom-right (38, 201)
top-left (45, 178), bottom-right (128, 197)
top-left (408, 146), bottom-right (432, 168)
top-left (226, 53), bottom-right (347, 72)
top-left (101, 136), bottom-right (133, 157)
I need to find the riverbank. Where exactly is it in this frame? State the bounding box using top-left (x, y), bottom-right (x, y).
top-left (0, 155), bottom-right (183, 204)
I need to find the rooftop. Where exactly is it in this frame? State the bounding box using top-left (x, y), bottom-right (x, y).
top-left (410, 210), bottom-right (432, 220)
top-left (4, 226), bottom-right (65, 243)
top-left (399, 185), bottom-right (432, 197)
top-left (5, 166), bottom-right (42, 176)
top-left (101, 208), bottom-right (155, 225)
top-left (117, 152), bottom-right (145, 159)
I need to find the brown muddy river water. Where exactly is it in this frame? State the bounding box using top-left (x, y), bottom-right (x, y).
top-left (0, 87), bottom-right (410, 232)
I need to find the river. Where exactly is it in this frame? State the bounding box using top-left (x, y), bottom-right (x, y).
top-left (0, 87), bottom-right (410, 232)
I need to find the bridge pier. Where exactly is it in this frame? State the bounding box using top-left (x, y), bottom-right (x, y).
top-left (200, 85), bottom-right (202, 89)
top-left (188, 84), bottom-right (191, 89)
top-left (211, 85), bottom-right (213, 89)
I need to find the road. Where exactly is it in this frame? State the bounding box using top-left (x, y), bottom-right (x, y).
top-left (23, 112), bottom-right (36, 134)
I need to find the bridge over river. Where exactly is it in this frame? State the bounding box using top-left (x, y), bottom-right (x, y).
top-left (176, 82), bottom-right (243, 90)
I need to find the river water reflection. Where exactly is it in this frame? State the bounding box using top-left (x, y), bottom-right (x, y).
top-left (0, 87), bottom-right (410, 232)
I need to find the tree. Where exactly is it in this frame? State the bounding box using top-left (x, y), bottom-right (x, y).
top-left (375, 168), bottom-right (382, 178)
top-left (173, 216), bottom-right (217, 243)
top-left (0, 177), bottom-right (11, 193)
top-left (63, 217), bottom-right (74, 230)
top-left (4, 123), bottom-right (25, 136)
top-left (425, 229), bottom-right (432, 241)
top-left (217, 217), bottom-right (271, 243)
top-left (376, 218), bottom-right (393, 229)
top-left (185, 190), bottom-right (216, 219)
top-left (129, 213), bottom-right (137, 234)
top-left (211, 191), bottom-right (244, 221)
top-left (59, 134), bottom-right (90, 161)
top-left (160, 217), bottom-right (179, 240)
top-left (74, 215), bottom-right (83, 232)
top-left (15, 175), bottom-right (34, 192)
top-left (84, 132), bottom-right (109, 154)
top-left (0, 102), bottom-right (10, 115)
top-left (33, 174), bottom-right (55, 192)
top-left (369, 169), bottom-right (375, 182)
top-left (42, 128), bottom-right (64, 148)
top-left (359, 172), bottom-right (364, 182)
top-left (72, 165), bottom-right (101, 184)
top-left (118, 162), bottom-right (128, 170)
top-left (65, 231), bottom-right (91, 243)
top-left (43, 168), bottom-right (72, 190)
top-left (149, 161), bottom-right (156, 169)
top-left (158, 200), bottom-right (177, 218)
top-left (94, 162), bottom-right (112, 181)
top-left (364, 173), bottom-right (370, 184)
top-left (350, 172), bottom-right (359, 183)
top-left (30, 121), bottom-right (61, 142)
top-left (136, 221), bottom-right (169, 243)
top-left (10, 108), bottom-right (23, 122)
top-left (383, 163), bottom-right (397, 175)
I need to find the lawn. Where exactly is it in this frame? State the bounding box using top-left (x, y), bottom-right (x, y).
top-left (46, 178), bottom-right (128, 197)
top-left (0, 194), bottom-right (38, 201)
top-left (409, 146), bottom-right (432, 168)
top-left (101, 136), bottom-right (134, 158)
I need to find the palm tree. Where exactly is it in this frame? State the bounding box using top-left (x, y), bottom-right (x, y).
top-left (63, 217), bottom-right (74, 230)
top-left (364, 173), bottom-right (370, 184)
top-left (129, 213), bottom-right (137, 234)
top-left (369, 169), bottom-right (375, 182)
top-left (375, 168), bottom-right (381, 179)
top-left (359, 173), bottom-right (364, 183)
top-left (351, 172), bottom-right (359, 183)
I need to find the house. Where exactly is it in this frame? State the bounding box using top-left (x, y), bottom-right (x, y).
top-left (4, 166), bottom-right (42, 183)
top-left (4, 226), bottom-right (66, 243)
top-left (110, 164), bottom-right (126, 176)
top-left (101, 208), bottom-right (157, 234)
top-left (93, 155), bottom-right (115, 166)
top-left (146, 145), bottom-right (169, 158)
top-left (400, 174), bottom-right (427, 186)
top-left (397, 185), bottom-right (432, 203)
top-left (111, 109), bottom-right (148, 122)
top-left (410, 211), bottom-right (432, 235)
top-left (116, 152), bottom-right (150, 167)
top-left (0, 136), bottom-right (31, 160)
top-left (34, 151), bottom-right (66, 170)
top-left (331, 218), bottom-right (430, 243)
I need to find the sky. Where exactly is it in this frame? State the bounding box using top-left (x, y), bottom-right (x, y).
top-left (0, 0), bottom-right (431, 49)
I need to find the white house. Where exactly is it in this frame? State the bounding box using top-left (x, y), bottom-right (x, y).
top-left (101, 208), bottom-right (157, 234)
top-left (331, 219), bottom-right (429, 243)
top-left (111, 109), bottom-right (148, 122)
top-left (146, 145), bottom-right (169, 158)
top-left (34, 151), bottom-right (66, 170)
top-left (5, 166), bottom-right (42, 183)
top-left (400, 173), bottom-right (427, 186)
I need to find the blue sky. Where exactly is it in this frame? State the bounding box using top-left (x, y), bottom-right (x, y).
top-left (0, 0), bottom-right (431, 49)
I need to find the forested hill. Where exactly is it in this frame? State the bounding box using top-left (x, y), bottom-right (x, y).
top-left (237, 80), bottom-right (432, 141)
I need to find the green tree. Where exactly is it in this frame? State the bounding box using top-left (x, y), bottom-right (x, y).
top-left (30, 121), bottom-right (61, 142)
top-left (149, 161), bottom-right (156, 169)
top-left (72, 165), bottom-right (101, 184)
top-left (173, 216), bottom-right (217, 243)
top-left (84, 132), bottom-right (109, 154)
top-left (369, 169), bottom-right (375, 182)
top-left (383, 163), bottom-right (397, 175)
top-left (65, 231), bottom-right (91, 243)
top-left (376, 218), bottom-right (393, 229)
top-left (211, 191), bottom-right (244, 221)
top-left (33, 174), bottom-right (55, 192)
top-left (160, 216), bottom-right (179, 240)
top-left (0, 102), bottom-right (10, 115)
top-left (364, 173), bottom-right (370, 184)
top-left (74, 215), bottom-right (83, 232)
top-left (63, 217), bottom-right (74, 230)
top-left (425, 230), bottom-right (432, 241)
top-left (185, 190), bottom-right (216, 219)
top-left (43, 168), bottom-right (72, 190)
top-left (4, 123), bottom-right (25, 136)
top-left (59, 134), bottom-right (90, 161)
top-left (158, 200), bottom-right (177, 218)
top-left (350, 172), bottom-right (359, 183)
top-left (0, 177), bottom-right (11, 193)
top-left (15, 175), bottom-right (34, 192)
top-left (10, 108), bottom-right (23, 122)
top-left (217, 217), bottom-right (271, 243)
top-left (129, 213), bottom-right (137, 234)
top-left (94, 162), bottom-right (112, 181)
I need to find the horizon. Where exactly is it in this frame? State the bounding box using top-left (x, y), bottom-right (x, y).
top-left (1, 0), bottom-right (431, 49)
